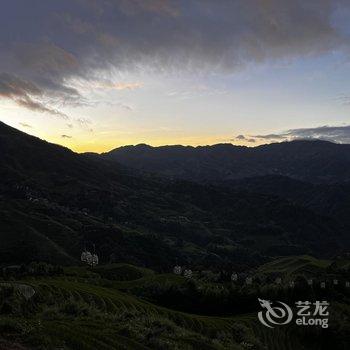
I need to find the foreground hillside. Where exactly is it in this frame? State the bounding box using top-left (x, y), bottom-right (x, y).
top-left (1, 259), bottom-right (349, 350)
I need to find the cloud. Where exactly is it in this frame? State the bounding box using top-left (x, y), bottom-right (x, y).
top-left (0, 73), bottom-right (69, 118)
top-left (86, 99), bottom-right (134, 110)
top-left (16, 96), bottom-right (69, 119)
top-left (19, 122), bottom-right (32, 128)
top-left (286, 125), bottom-right (350, 143)
top-left (12, 42), bottom-right (78, 78)
top-left (76, 118), bottom-right (91, 128)
top-left (335, 93), bottom-right (350, 105)
top-left (61, 134), bottom-right (73, 139)
top-left (252, 125), bottom-right (350, 144)
top-left (91, 81), bottom-right (143, 91)
top-left (166, 85), bottom-right (228, 99)
top-left (117, 103), bottom-right (133, 111)
top-left (232, 134), bottom-right (256, 143)
top-left (111, 82), bottom-right (143, 90)
top-left (75, 117), bottom-right (94, 132)
top-left (1, 1), bottom-right (346, 72)
top-left (0, 73), bottom-right (41, 98)
top-left (0, 0), bottom-right (348, 115)
top-left (252, 133), bottom-right (287, 140)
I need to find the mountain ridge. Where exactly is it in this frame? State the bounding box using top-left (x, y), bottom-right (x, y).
top-left (103, 139), bottom-right (350, 183)
top-left (106, 138), bottom-right (339, 152)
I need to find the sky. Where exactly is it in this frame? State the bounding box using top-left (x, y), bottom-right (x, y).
top-left (1, 0), bottom-right (350, 152)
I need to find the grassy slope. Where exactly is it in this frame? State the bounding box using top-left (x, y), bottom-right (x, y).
top-left (2, 259), bottom-right (349, 349)
top-left (257, 255), bottom-right (331, 276)
top-left (0, 273), bottom-right (314, 349)
top-left (8, 277), bottom-right (244, 349)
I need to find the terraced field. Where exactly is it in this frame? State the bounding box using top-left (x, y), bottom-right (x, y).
top-left (257, 255), bottom-right (331, 276)
top-left (1, 261), bottom-right (348, 349)
top-left (32, 278), bottom-right (243, 335)
top-left (0, 272), bottom-right (257, 349)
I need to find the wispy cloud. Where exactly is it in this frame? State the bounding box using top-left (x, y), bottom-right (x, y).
top-left (335, 93), bottom-right (350, 105)
top-left (0, 73), bottom-right (69, 118)
top-left (19, 122), bottom-right (32, 128)
top-left (166, 85), bottom-right (229, 99)
top-left (17, 96), bottom-right (69, 119)
top-left (106, 82), bottom-right (143, 91)
top-left (116, 103), bottom-right (133, 111)
top-left (75, 118), bottom-right (94, 132)
top-left (252, 133), bottom-right (286, 140)
top-left (76, 118), bottom-right (91, 127)
top-left (61, 134), bottom-right (72, 139)
top-left (232, 134), bottom-right (256, 143)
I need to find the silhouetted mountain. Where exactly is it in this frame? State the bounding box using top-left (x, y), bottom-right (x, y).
top-left (104, 141), bottom-right (350, 183)
top-left (0, 122), bottom-right (348, 268)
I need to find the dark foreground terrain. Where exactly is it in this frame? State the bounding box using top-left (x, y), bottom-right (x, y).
top-left (0, 122), bottom-right (349, 349)
top-left (1, 257), bottom-right (349, 349)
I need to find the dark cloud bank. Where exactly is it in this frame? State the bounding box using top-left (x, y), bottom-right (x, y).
top-left (235, 125), bottom-right (350, 144)
top-left (0, 0), bottom-right (349, 140)
top-left (271, 125), bottom-right (350, 144)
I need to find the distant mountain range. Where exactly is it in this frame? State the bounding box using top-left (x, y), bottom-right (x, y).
top-left (0, 121), bottom-right (349, 268)
top-left (104, 141), bottom-right (350, 232)
top-left (103, 141), bottom-right (350, 183)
